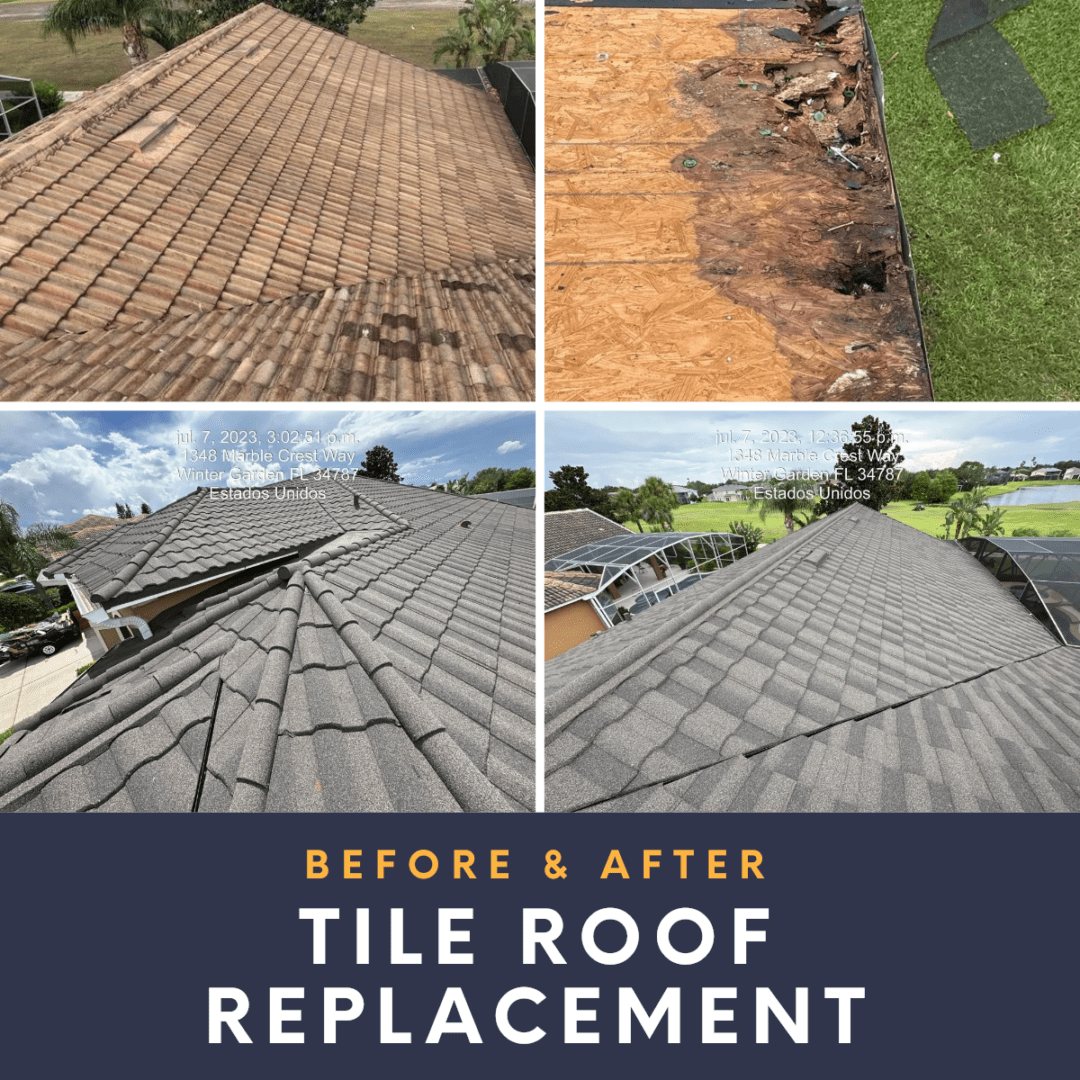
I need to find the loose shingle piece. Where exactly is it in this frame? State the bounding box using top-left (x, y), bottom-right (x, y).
top-left (546, 504), bottom-right (1080, 813)
top-left (0, 6), bottom-right (535, 402)
top-left (0, 476), bottom-right (535, 813)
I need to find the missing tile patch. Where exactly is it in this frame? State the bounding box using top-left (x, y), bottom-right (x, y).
top-left (114, 111), bottom-right (193, 165)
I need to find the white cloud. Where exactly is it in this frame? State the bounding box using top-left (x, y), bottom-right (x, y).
top-left (497, 440), bottom-right (524, 454)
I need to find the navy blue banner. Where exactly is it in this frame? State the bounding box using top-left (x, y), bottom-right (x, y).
top-left (4, 815), bottom-right (1076, 1076)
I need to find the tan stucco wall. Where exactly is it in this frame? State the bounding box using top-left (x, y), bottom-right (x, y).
top-left (545, 600), bottom-right (605, 661)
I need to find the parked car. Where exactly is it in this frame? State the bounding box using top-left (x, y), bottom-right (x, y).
top-left (0, 581), bottom-right (38, 595)
top-left (0, 613), bottom-right (81, 663)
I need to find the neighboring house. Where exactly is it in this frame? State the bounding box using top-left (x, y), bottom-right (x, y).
top-left (472, 488), bottom-right (536, 509)
top-left (1029, 468), bottom-right (1062, 480)
top-left (670, 485), bottom-right (698, 504)
top-left (0, 475), bottom-right (534, 813)
top-left (546, 504), bottom-right (1080, 813)
top-left (544, 528), bottom-right (749, 660)
top-left (545, 507), bottom-right (632, 562)
top-left (1064, 468), bottom-right (1080, 481)
top-left (707, 485), bottom-right (748, 503)
top-left (544, 570), bottom-right (605, 661)
top-left (0, 6), bottom-right (534, 402)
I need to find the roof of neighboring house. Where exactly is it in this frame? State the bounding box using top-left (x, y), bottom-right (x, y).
top-left (544, 507), bottom-right (632, 561)
top-left (1, 476), bottom-right (534, 813)
top-left (545, 571), bottom-right (603, 612)
top-left (472, 487), bottom-right (537, 509)
top-left (0, 6), bottom-right (534, 402)
top-left (546, 504), bottom-right (1080, 813)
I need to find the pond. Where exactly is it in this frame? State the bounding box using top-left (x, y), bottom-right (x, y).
top-left (986, 484), bottom-right (1080, 506)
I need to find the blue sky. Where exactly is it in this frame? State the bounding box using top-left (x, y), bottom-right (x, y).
top-left (0, 409), bottom-right (534, 526)
top-left (544, 408), bottom-right (1080, 489)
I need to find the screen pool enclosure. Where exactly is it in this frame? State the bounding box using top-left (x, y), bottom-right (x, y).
top-left (962, 536), bottom-right (1080, 647)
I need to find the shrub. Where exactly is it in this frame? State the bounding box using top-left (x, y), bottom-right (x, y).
top-left (1011, 527), bottom-right (1040, 537)
top-left (0, 587), bottom-right (65, 632)
top-left (727, 520), bottom-right (764, 554)
top-left (33, 81), bottom-right (64, 119)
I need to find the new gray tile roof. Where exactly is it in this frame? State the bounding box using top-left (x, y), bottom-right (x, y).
top-left (0, 477), bottom-right (534, 813)
top-left (545, 504), bottom-right (1076, 812)
top-left (472, 487), bottom-right (536, 509)
top-left (544, 507), bottom-right (632, 561)
top-left (42, 474), bottom-right (398, 606)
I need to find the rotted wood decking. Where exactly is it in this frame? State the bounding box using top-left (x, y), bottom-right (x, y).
top-left (545, 4), bottom-right (931, 402)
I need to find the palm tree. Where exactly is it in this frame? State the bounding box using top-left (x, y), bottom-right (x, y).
top-left (609, 488), bottom-right (646, 533)
top-left (754, 483), bottom-right (815, 534)
top-left (944, 488), bottom-right (990, 540)
top-left (44, 0), bottom-right (201, 68)
top-left (637, 477), bottom-right (678, 532)
top-left (0, 502), bottom-right (77, 602)
top-left (433, 0), bottom-right (535, 68)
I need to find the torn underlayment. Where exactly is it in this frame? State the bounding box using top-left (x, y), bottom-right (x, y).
top-left (926, 0), bottom-right (1053, 151)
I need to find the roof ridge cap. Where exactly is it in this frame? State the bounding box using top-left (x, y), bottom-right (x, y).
top-left (545, 511), bottom-right (846, 731)
top-left (304, 570), bottom-right (514, 812)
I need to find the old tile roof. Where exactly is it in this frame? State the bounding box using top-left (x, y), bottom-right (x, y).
top-left (545, 570), bottom-right (602, 611)
top-left (0, 476), bottom-right (535, 812)
top-left (0, 259), bottom-right (535, 402)
top-left (0, 6), bottom-right (535, 402)
top-left (544, 507), bottom-right (632, 561)
top-left (545, 504), bottom-right (1079, 812)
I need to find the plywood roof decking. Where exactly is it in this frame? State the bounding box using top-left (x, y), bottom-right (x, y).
top-left (545, 5), bottom-right (930, 402)
top-left (0, 6), bottom-right (535, 401)
top-left (0, 258), bottom-right (536, 402)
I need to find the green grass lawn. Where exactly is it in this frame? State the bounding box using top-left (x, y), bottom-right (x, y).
top-left (883, 498), bottom-right (1080, 537)
top-left (0, 10), bottom-right (532, 93)
top-left (0, 24), bottom-right (164, 89)
top-left (863, 0), bottom-right (1080, 400)
top-left (350, 11), bottom-right (461, 68)
top-left (628, 485), bottom-right (1080, 546)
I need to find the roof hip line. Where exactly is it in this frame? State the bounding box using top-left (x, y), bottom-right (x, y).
top-left (303, 570), bottom-right (513, 813)
top-left (228, 571), bottom-right (306, 812)
top-left (545, 505), bottom-right (862, 734)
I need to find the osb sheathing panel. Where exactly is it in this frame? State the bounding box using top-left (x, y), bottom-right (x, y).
top-left (545, 6), bottom-right (931, 402)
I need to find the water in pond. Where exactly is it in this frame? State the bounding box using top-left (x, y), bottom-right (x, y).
top-left (986, 484), bottom-right (1080, 506)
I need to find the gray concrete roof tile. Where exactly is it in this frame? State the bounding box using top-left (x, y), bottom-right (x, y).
top-left (3, 477), bottom-right (533, 814)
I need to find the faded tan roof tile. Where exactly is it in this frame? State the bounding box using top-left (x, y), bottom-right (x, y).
top-left (0, 5), bottom-right (533, 401)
